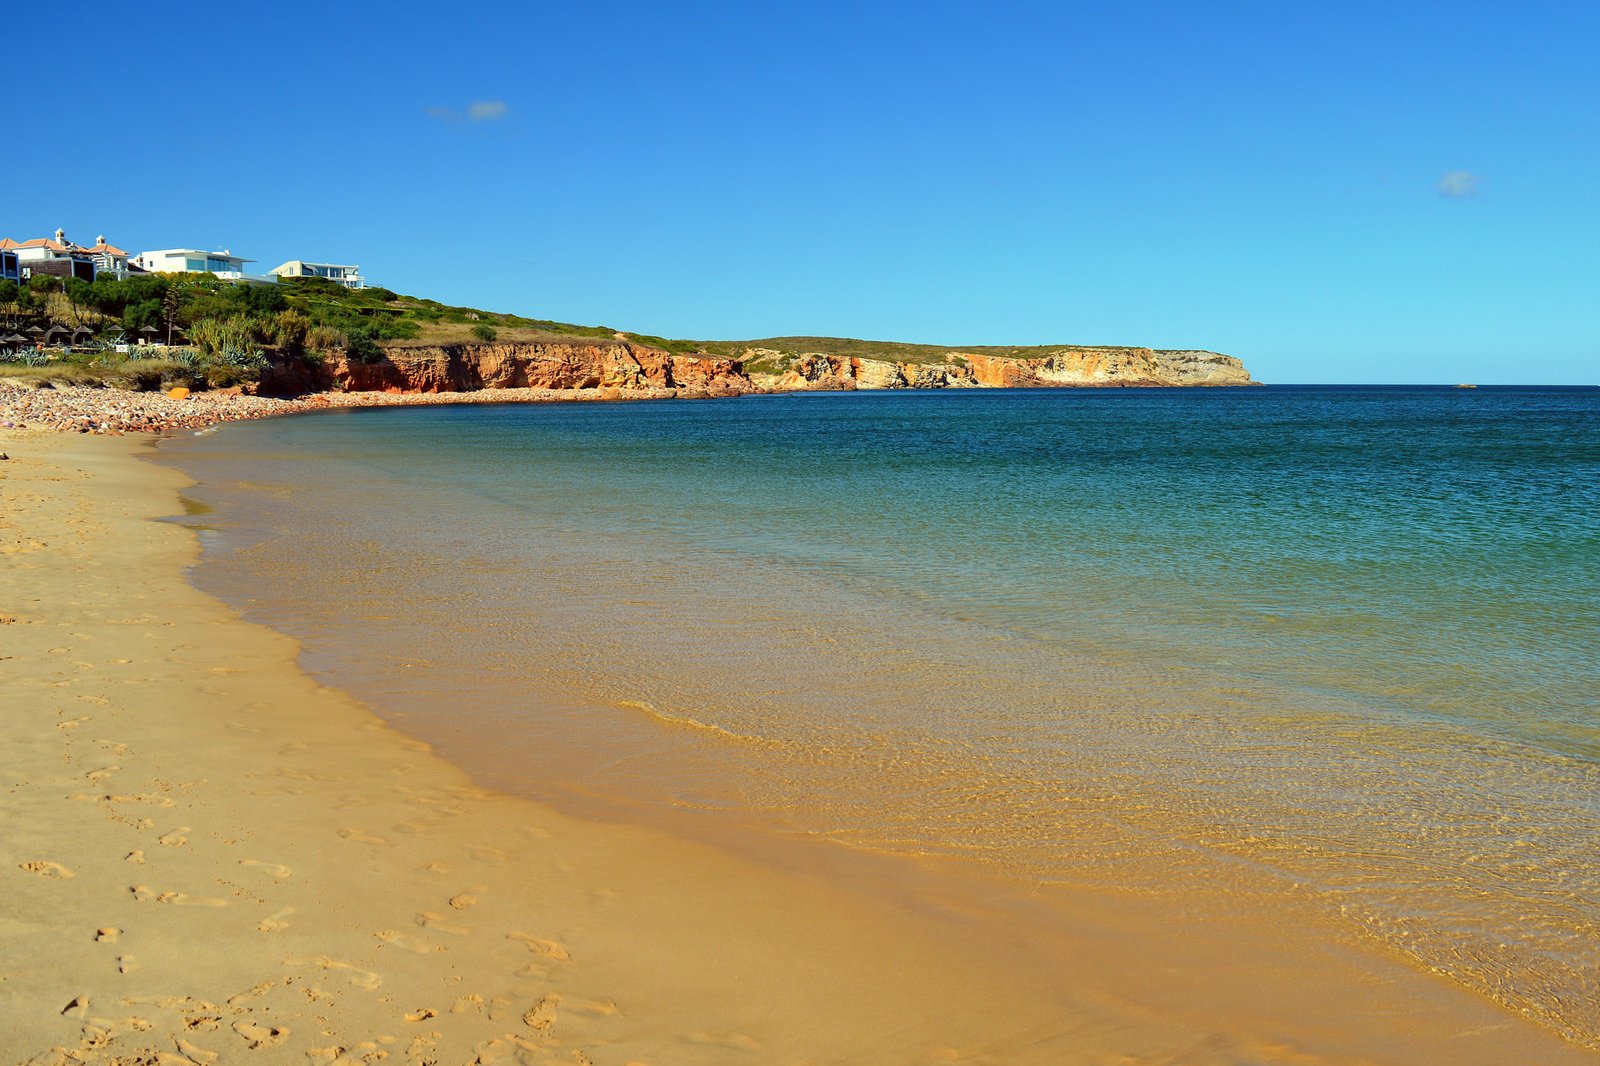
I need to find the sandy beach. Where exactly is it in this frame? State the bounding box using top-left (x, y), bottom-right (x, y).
top-left (4, 424), bottom-right (1595, 1065)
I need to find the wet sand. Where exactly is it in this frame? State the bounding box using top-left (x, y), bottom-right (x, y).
top-left (2, 428), bottom-right (1594, 1065)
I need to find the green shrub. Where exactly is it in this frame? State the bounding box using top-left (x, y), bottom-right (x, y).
top-left (345, 326), bottom-right (382, 364)
top-left (471, 323), bottom-right (498, 342)
top-left (267, 309), bottom-right (312, 352)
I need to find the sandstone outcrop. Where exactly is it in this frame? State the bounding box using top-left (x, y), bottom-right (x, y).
top-left (964, 348), bottom-right (1251, 387)
top-left (772, 355), bottom-right (976, 391)
top-left (256, 340), bottom-right (753, 398)
top-left (253, 339), bottom-right (1252, 398)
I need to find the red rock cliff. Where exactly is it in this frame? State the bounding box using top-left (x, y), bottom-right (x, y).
top-left (964, 348), bottom-right (1251, 387)
top-left (317, 341), bottom-right (752, 396)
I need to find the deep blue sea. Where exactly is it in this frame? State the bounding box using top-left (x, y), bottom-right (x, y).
top-left (165, 385), bottom-right (1600, 1044)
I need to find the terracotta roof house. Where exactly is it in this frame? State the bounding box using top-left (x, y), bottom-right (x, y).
top-left (0, 229), bottom-right (131, 281)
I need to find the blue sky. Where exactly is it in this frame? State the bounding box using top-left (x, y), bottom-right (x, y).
top-left (12, 1), bottom-right (1597, 383)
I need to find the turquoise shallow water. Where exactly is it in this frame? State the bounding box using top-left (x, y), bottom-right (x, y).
top-left (165, 385), bottom-right (1600, 1045)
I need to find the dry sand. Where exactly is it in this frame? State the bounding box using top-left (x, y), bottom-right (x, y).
top-left (3, 429), bottom-right (1595, 1065)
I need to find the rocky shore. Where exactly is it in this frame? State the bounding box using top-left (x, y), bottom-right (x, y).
top-left (0, 380), bottom-right (695, 436)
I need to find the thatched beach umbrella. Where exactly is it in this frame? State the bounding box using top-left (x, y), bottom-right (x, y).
top-left (26, 324), bottom-right (43, 336)
top-left (71, 325), bottom-right (93, 338)
top-left (43, 325), bottom-right (70, 343)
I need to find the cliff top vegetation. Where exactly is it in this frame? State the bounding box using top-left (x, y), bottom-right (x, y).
top-left (1, 271), bottom-right (1172, 390)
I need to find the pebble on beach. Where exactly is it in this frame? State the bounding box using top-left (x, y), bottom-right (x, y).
top-left (0, 380), bottom-right (684, 437)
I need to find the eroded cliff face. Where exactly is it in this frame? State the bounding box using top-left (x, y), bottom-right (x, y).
top-left (772, 355), bottom-right (977, 391)
top-left (760, 347), bottom-right (1252, 391)
top-left (321, 341), bottom-right (752, 397)
top-left (964, 348), bottom-right (1252, 387)
top-left (254, 340), bottom-right (1252, 398)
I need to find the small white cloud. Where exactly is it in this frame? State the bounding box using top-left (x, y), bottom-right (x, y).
top-left (467, 99), bottom-right (508, 122)
top-left (425, 100), bottom-right (508, 124)
top-left (1437, 171), bottom-right (1482, 198)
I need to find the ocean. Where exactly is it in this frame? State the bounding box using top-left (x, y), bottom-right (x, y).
top-left (162, 385), bottom-right (1600, 1046)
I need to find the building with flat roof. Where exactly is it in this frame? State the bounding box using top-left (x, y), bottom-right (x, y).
top-left (132, 248), bottom-right (275, 284)
top-left (270, 260), bottom-right (365, 289)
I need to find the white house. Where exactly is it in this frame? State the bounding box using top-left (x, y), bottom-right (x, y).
top-left (133, 248), bottom-right (273, 283)
top-left (270, 260), bottom-right (365, 289)
top-left (0, 229), bottom-right (128, 280)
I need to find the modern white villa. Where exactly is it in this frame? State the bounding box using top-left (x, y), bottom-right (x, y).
top-left (131, 248), bottom-right (275, 284)
top-left (271, 260), bottom-right (365, 289)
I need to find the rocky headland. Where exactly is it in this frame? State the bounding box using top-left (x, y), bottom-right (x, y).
top-left (2, 340), bottom-right (1254, 436)
top-left (271, 339), bottom-right (1254, 398)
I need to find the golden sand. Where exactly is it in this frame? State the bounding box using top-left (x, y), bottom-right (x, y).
top-left (2, 430), bottom-right (1593, 1065)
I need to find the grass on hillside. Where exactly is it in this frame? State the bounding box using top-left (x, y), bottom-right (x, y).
top-left (281, 278), bottom-right (620, 346)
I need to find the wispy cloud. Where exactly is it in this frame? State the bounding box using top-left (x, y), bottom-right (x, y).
top-left (425, 99), bottom-right (510, 124)
top-left (1437, 171), bottom-right (1482, 198)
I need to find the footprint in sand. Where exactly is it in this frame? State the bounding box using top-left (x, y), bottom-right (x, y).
top-left (404, 1007), bottom-right (437, 1023)
top-left (227, 981), bottom-right (278, 1006)
top-left (231, 1020), bottom-right (290, 1049)
top-left (286, 955), bottom-right (381, 991)
top-left (96, 927), bottom-right (121, 943)
top-left (258, 907), bottom-right (294, 933)
top-left (158, 828), bottom-right (190, 847)
top-left (119, 955), bottom-right (139, 974)
top-left (20, 861), bottom-right (74, 879)
top-left (130, 885), bottom-right (228, 907)
top-left (375, 930), bottom-right (437, 954)
top-left (240, 860), bottom-right (292, 879)
top-left (125, 850), bottom-right (146, 864)
top-left (97, 739), bottom-right (128, 753)
top-left (106, 793), bottom-right (176, 809)
top-left (60, 995), bottom-right (90, 1018)
top-left (416, 912), bottom-right (470, 936)
top-left (448, 893), bottom-right (477, 910)
top-left (85, 765), bottom-right (120, 781)
top-left (450, 993), bottom-right (484, 1015)
top-left (507, 932), bottom-right (570, 961)
top-left (337, 827), bottom-right (388, 846)
top-left (523, 995), bottom-right (561, 1033)
top-left (566, 997), bottom-right (621, 1018)
top-left (57, 715), bottom-right (90, 731)
top-left (176, 1036), bottom-right (219, 1063)
top-left (467, 845), bottom-right (506, 864)
top-left (687, 1031), bottom-right (764, 1051)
